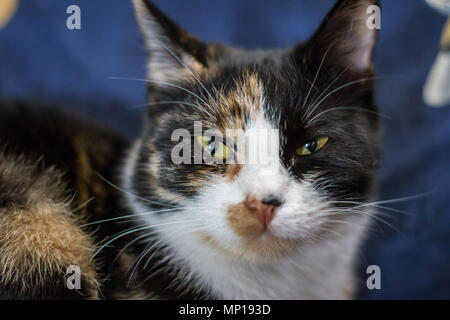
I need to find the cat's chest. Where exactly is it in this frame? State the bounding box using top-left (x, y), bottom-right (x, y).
top-left (208, 258), bottom-right (316, 299)
top-left (191, 250), bottom-right (347, 299)
top-left (168, 233), bottom-right (359, 300)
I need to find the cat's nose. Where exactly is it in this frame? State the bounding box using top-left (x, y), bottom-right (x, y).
top-left (261, 196), bottom-right (282, 208)
top-left (246, 195), bottom-right (282, 230)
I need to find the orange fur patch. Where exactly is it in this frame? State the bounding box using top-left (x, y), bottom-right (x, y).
top-left (0, 156), bottom-right (99, 298)
top-left (226, 164), bottom-right (242, 182)
top-left (199, 231), bottom-right (301, 262)
top-left (226, 200), bottom-right (265, 238)
top-left (208, 72), bottom-right (263, 131)
top-left (0, 201), bottom-right (99, 297)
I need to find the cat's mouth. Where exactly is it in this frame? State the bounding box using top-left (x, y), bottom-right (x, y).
top-left (238, 233), bottom-right (304, 259)
top-left (197, 197), bottom-right (304, 260)
top-left (199, 231), bottom-right (303, 261)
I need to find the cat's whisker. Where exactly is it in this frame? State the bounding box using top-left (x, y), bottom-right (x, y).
top-left (129, 100), bottom-right (205, 110)
top-left (95, 172), bottom-right (178, 208)
top-left (112, 231), bottom-right (157, 265)
top-left (110, 225), bottom-right (162, 259)
top-left (92, 218), bottom-right (203, 259)
top-left (84, 202), bottom-right (223, 227)
top-left (139, 225), bottom-right (207, 285)
top-left (359, 191), bottom-right (434, 207)
top-left (305, 106), bottom-right (390, 128)
top-left (72, 196), bottom-right (96, 213)
top-left (112, 223), bottom-right (190, 267)
top-left (115, 218), bottom-right (144, 225)
top-left (109, 76), bottom-right (216, 115)
top-left (326, 207), bottom-right (400, 232)
top-left (328, 201), bottom-right (411, 216)
top-left (142, 232), bottom-right (181, 270)
top-left (304, 75), bottom-right (400, 126)
top-left (322, 218), bottom-right (366, 229)
top-left (301, 40), bottom-right (347, 121)
top-left (82, 208), bottom-right (182, 226)
top-left (92, 225), bottom-right (152, 259)
top-left (329, 191), bottom-right (433, 214)
top-left (301, 228), bottom-right (329, 245)
top-left (318, 205), bottom-right (407, 235)
top-left (129, 98), bottom-right (216, 120)
top-left (159, 43), bottom-right (220, 110)
top-left (302, 47), bottom-right (330, 112)
top-left (304, 67), bottom-right (349, 122)
top-left (310, 224), bottom-right (343, 239)
top-left (127, 223), bottom-right (204, 286)
top-left (111, 217), bottom-right (207, 267)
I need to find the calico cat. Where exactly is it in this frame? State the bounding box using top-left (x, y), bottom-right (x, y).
top-left (0, 0), bottom-right (380, 299)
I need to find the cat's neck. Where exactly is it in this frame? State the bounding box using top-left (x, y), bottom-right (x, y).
top-left (161, 218), bottom-right (368, 299)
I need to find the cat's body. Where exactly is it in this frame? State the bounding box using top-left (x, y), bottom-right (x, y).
top-left (0, 0), bottom-right (380, 299)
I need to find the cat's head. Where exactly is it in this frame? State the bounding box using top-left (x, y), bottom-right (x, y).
top-left (126, 0), bottom-right (380, 262)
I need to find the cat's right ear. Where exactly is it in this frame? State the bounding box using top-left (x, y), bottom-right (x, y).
top-left (133, 0), bottom-right (210, 85)
top-left (301, 0), bottom-right (380, 76)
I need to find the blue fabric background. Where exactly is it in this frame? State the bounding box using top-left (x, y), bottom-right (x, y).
top-left (0, 0), bottom-right (449, 299)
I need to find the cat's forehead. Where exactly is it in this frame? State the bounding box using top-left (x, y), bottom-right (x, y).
top-left (210, 72), bottom-right (266, 131)
top-left (196, 54), bottom-right (290, 131)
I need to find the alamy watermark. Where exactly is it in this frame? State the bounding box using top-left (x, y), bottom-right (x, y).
top-left (366, 265), bottom-right (381, 290)
top-left (366, 5), bottom-right (381, 30)
top-left (66, 5), bottom-right (81, 30)
top-left (66, 265), bottom-right (81, 290)
top-left (171, 121), bottom-right (280, 171)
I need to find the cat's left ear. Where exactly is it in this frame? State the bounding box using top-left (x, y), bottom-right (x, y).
top-left (302, 0), bottom-right (380, 75)
top-left (133, 0), bottom-right (211, 84)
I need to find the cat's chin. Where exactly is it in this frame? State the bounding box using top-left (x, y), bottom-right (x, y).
top-left (199, 232), bottom-right (304, 262)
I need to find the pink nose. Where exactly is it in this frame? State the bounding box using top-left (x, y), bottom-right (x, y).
top-left (246, 196), bottom-right (282, 230)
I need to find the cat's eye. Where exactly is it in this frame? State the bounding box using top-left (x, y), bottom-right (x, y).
top-left (296, 136), bottom-right (329, 156)
top-left (196, 136), bottom-right (232, 160)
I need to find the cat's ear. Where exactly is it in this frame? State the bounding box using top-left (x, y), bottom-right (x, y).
top-left (133, 0), bottom-right (210, 84)
top-left (305, 0), bottom-right (380, 74)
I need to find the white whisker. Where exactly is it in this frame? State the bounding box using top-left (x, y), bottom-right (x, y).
top-left (302, 48), bottom-right (330, 110)
top-left (95, 172), bottom-right (178, 208)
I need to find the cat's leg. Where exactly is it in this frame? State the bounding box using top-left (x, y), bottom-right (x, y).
top-left (0, 155), bottom-right (100, 299)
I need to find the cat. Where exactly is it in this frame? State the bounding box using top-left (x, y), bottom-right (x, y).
top-left (0, 0), bottom-right (380, 299)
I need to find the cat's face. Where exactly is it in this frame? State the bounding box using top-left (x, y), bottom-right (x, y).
top-left (128, 0), bottom-right (380, 261)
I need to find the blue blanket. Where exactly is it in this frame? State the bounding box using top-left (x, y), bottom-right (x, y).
top-left (0, 0), bottom-right (449, 298)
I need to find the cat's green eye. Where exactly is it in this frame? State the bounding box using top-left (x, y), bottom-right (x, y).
top-left (296, 136), bottom-right (329, 156)
top-left (197, 136), bottom-right (232, 160)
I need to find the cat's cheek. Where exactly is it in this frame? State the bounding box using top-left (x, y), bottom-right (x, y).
top-left (191, 180), bottom-right (246, 244)
top-left (269, 181), bottom-right (332, 239)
